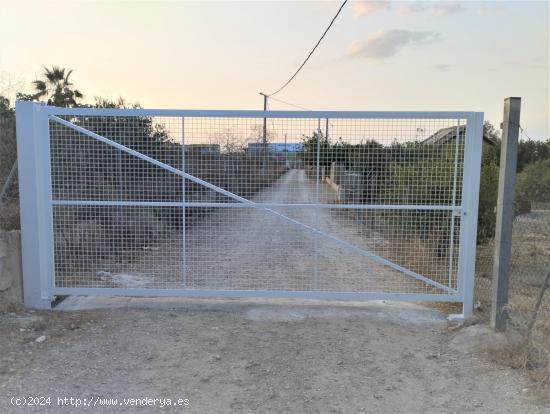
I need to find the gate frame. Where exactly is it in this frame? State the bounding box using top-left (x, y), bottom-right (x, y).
top-left (15, 101), bottom-right (483, 316)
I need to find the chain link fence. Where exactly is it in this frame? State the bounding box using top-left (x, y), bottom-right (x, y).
top-left (476, 202), bottom-right (550, 379)
top-left (0, 110), bottom-right (19, 231)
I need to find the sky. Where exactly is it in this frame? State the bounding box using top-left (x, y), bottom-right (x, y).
top-left (0, 0), bottom-right (548, 139)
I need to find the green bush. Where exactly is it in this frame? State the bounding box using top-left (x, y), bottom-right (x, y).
top-left (477, 162), bottom-right (499, 244)
top-left (516, 159), bottom-right (550, 203)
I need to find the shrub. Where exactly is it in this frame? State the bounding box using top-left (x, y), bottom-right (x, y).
top-left (477, 163), bottom-right (499, 244)
top-left (516, 159), bottom-right (550, 203)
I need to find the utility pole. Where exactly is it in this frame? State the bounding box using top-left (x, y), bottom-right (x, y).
top-left (491, 97), bottom-right (521, 332)
top-left (284, 133), bottom-right (288, 168)
top-left (259, 92), bottom-right (268, 174)
top-left (259, 92), bottom-right (268, 145)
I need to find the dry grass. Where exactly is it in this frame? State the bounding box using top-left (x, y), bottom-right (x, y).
top-left (425, 301), bottom-right (462, 315)
top-left (475, 209), bottom-right (550, 390)
top-left (485, 338), bottom-right (550, 404)
top-left (487, 339), bottom-right (549, 379)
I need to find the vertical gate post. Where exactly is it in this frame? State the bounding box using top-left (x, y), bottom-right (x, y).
top-left (181, 117), bottom-right (186, 286)
top-left (457, 112), bottom-right (484, 319)
top-left (313, 118), bottom-right (322, 289)
top-left (491, 97), bottom-right (521, 331)
top-left (15, 101), bottom-right (53, 309)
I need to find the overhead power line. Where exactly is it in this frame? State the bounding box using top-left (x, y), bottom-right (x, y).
top-left (508, 122), bottom-right (544, 141)
top-left (267, 0), bottom-right (348, 97)
top-left (268, 96), bottom-right (312, 111)
top-left (517, 124), bottom-right (536, 141)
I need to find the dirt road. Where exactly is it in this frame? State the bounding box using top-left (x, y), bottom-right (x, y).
top-left (122, 169), bottom-right (431, 294)
top-left (0, 299), bottom-right (547, 413)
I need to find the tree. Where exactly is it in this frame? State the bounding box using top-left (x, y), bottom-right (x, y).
top-left (24, 66), bottom-right (83, 107)
top-left (517, 139), bottom-right (550, 172)
top-left (477, 162), bottom-right (499, 243)
top-left (0, 95), bottom-right (12, 114)
top-left (516, 159), bottom-right (550, 203)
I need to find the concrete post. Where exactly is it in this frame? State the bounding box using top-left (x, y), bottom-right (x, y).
top-left (491, 97), bottom-right (521, 331)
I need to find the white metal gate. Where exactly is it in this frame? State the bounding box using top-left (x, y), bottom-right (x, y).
top-left (16, 102), bottom-right (483, 315)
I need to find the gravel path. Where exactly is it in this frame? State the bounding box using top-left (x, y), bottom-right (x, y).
top-left (0, 301), bottom-right (547, 413)
top-left (182, 169), bottom-right (429, 294)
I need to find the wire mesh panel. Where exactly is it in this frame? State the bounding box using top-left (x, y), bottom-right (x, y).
top-left (44, 108), bottom-right (477, 302)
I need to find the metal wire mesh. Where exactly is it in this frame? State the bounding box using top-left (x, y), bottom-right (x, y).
top-left (49, 113), bottom-right (467, 296)
top-left (476, 205), bottom-right (550, 358)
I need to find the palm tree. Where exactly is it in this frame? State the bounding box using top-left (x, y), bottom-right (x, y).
top-left (31, 66), bottom-right (83, 107)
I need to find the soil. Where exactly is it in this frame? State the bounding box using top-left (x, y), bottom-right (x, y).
top-left (0, 299), bottom-right (548, 413)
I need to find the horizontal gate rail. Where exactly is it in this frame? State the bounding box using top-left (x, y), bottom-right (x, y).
top-left (45, 106), bottom-right (477, 119)
top-left (51, 200), bottom-right (461, 211)
top-left (51, 287), bottom-right (462, 302)
top-left (49, 115), bottom-right (457, 294)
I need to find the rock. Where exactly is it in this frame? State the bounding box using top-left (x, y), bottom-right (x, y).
top-left (473, 400), bottom-right (483, 408)
top-left (35, 336), bottom-right (46, 343)
top-left (31, 320), bottom-right (47, 332)
top-left (447, 314), bottom-right (479, 327)
top-left (449, 324), bottom-right (522, 354)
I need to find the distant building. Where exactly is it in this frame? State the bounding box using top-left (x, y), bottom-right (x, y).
top-left (424, 125), bottom-right (495, 146)
top-left (247, 142), bottom-right (304, 153)
top-left (184, 144), bottom-right (220, 154)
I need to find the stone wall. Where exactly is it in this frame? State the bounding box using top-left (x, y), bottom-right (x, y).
top-left (0, 230), bottom-right (23, 311)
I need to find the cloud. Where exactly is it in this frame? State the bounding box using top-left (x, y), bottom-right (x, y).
top-left (431, 4), bottom-right (462, 16)
top-left (396, 2), bottom-right (463, 16)
top-left (526, 56), bottom-right (549, 70)
top-left (433, 64), bottom-right (450, 71)
top-left (352, 1), bottom-right (464, 19)
top-left (346, 30), bottom-right (441, 59)
top-left (352, 1), bottom-right (390, 18)
top-left (476, 4), bottom-right (504, 16)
